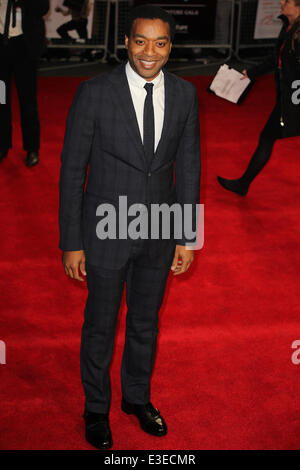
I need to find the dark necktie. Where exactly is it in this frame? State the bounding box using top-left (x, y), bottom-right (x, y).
top-left (143, 82), bottom-right (155, 166)
top-left (3, 0), bottom-right (17, 44)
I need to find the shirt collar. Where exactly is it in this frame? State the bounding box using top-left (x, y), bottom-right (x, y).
top-left (126, 61), bottom-right (164, 90)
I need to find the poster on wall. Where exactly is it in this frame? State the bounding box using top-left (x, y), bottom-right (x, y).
top-left (44, 0), bottom-right (95, 40)
top-left (133, 0), bottom-right (217, 41)
top-left (254, 0), bottom-right (282, 39)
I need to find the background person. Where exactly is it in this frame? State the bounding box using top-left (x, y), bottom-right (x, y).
top-left (55, 0), bottom-right (90, 41)
top-left (0, 0), bottom-right (50, 167)
top-left (218, 0), bottom-right (300, 196)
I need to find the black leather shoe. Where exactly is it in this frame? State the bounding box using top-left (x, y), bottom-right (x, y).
top-left (0, 149), bottom-right (8, 162)
top-left (217, 176), bottom-right (249, 196)
top-left (84, 411), bottom-right (113, 450)
top-left (121, 398), bottom-right (167, 437)
top-left (25, 151), bottom-right (39, 167)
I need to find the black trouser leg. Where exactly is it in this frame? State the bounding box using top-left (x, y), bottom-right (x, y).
top-left (81, 240), bottom-right (175, 413)
top-left (121, 242), bottom-right (175, 405)
top-left (0, 42), bottom-right (13, 152)
top-left (13, 37), bottom-right (39, 152)
top-left (80, 262), bottom-right (127, 414)
top-left (75, 19), bottom-right (88, 40)
top-left (241, 103), bottom-right (283, 187)
top-left (57, 19), bottom-right (88, 40)
top-left (57, 20), bottom-right (74, 40)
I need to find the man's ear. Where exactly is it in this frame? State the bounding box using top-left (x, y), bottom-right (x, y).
top-left (125, 35), bottom-right (128, 49)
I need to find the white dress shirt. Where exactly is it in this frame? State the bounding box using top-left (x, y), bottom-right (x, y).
top-left (125, 61), bottom-right (165, 153)
top-left (0, 0), bottom-right (23, 38)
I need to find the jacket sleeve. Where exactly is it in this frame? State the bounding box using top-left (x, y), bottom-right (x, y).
top-left (175, 85), bottom-right (201, 246)
top-left (17, 0), bottom-right (50, 17)
top-left (247, 52), bottom-right (277, 81)
top-left (59, 81), bottom-right (95, 251)
top-left (246, 26), bottom-right (286, 81)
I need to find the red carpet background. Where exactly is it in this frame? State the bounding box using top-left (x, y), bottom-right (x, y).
top-left (0, 73), bottom-right (300, 450)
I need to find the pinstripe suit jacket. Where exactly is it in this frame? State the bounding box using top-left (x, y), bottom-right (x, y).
top-left (59, 62), bottom-right (200, 268)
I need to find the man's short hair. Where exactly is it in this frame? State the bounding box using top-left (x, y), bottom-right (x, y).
top-left (125, 4), bottom-right (176, 42)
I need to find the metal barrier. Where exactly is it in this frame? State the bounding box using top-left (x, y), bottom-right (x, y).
top-left (47, 0), bottom-right (110, 62)
top-left (45, 0), bottom-right (279, 66)
top-left (235, 0), bottom-right (277, 62)
top-left (112, 0), bottom-right (236, 66)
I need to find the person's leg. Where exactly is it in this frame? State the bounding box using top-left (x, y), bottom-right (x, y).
top-left (56, 20), bottom-right (77, 40)
top-left (75, 19), bottom-right (88, 39)
top-left (240, 103), bottom-right (283, 186)
top-left (218, 103), bottom-right (283, 195)
top-left (0, 40), bottom-right (13, 156)
top-left (13, 37), bottom-right (40, 154)
top-left (121, 241), bottom-right (175, 405)
top-left (80, 262), bottom-right (127, 414)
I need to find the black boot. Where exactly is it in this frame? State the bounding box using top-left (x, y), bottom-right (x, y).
top-left (217, 176), bottom-right (249, 196)
top-left (0, 149), bottom-right (9, 162)
top-left (26, 151), bottom-right (39, 167)
top-left (218, 131), bottom-right (277, 197)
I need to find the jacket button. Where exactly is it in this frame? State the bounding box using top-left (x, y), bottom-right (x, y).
top-left (148, 172), bottom-right (152, 177)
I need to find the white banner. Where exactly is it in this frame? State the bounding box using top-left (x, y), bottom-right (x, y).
top-left (254, 0), bottom-right (282, 40)
top-left (44, 0), bottom-right (95, 39)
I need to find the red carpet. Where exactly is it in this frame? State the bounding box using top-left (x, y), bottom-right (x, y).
top-left (1, 73), bottom-right (300, 450)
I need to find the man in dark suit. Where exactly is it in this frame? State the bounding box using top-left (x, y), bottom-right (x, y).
top-left (59, 5), bottom-right (200, 449)
top-left (0, 0), bottom-right (49, 167)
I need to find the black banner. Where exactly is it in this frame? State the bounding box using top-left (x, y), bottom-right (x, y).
top-left (133, 0), bottom-right (217, 41)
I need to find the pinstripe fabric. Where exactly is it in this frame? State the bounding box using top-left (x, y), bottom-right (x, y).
top-left (59, 62), bottom-right (200, 413)
top-left (59, 62), bottom-right (200, 269)
top-left (80, 239), bottom-right (175, 413)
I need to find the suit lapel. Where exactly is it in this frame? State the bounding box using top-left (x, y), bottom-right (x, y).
top-left (152, 70), bottom-right (176, 166)
top-left (108, 63), bottom-right (148, 170)
top-left (107, 63), bottom-right (177, 171)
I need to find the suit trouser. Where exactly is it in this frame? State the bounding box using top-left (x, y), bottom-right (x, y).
top-left (80, 239), bottom-right (176, 414)
top-left (0, 35), bottom-right (40, 153)
top-left (241, 101), bottom-right (283, 186)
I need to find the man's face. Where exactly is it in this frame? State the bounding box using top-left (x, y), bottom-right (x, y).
top-left (125, 18), bottom-right (172, 81)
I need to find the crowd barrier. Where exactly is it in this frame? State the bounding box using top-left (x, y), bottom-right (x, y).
top-left (235, 0), bottom-right (276, 62)
top-left (46, 0), bottom-right (277, 65)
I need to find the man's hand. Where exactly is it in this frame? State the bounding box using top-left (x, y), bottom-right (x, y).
top-left (171, 245), bottom-right (194, 276)
top-left (62, 250), bottom-right (86, 282)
